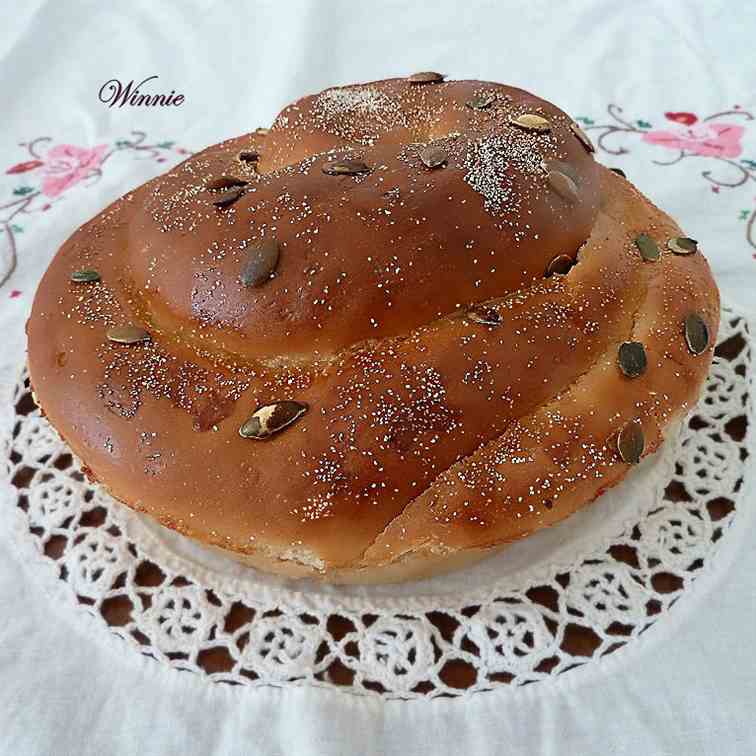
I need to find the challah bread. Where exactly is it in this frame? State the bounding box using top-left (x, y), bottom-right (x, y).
top-left (27, 76), bottom-right (719, 583)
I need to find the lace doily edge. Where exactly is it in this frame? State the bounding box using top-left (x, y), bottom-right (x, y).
top-left (3, 476), bottom-right (754, 706)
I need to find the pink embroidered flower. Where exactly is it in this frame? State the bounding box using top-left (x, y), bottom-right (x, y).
top-left (41, 144), bottom-right (108, 198)
top-left (642, 122), bottom-right (744, 158)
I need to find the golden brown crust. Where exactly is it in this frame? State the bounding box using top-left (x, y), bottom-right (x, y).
top-left (26, 77), bottom-right (719, 582)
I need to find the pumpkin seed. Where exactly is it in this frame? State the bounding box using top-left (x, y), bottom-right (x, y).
top-left (570, 122), bottom-right (595, 153)
top-left (634, 233), bottom-right (660, 262)
top-left (255, 127), bottom-right (270, 136)
top-left (618, 341), bottom-right (647, 378)
top-left (544, 158), bottom-right (577, 178)
top-left (467, 306), bottom-right (502, 326)
top-left (466, 93), bottom-right (495, 110)
top-left (322, 159), bottom-right (370, 176)
top-left (610, 167), bottom-right (626, 178)
top-left (106, 325), bottom-right (151, 345)
top-left (684, 313), bottom-right (709, 355)
top-left (207, 176), bottom-right (248, 191)
top-left (211, 187), bottom-right (245, 208)
top-left (510, 113), bottom-right (551, 132)
top-left (545, 254), bottom-right (574, 277)
top-left (70, 269), bottom-right (100, 283)
top-left (667, 237), bottom-right (698, 255)
top-left (238, 151), bottom-right (260, 164)
top-left (240, 238), bottom-right (279, 287)
top-left (419, 146), bottom-right (448, 169)
top-left (548, 170), bottom-right (578, 202)
top-left (617, 420), bottom-right (644, 464)
top-left (408, 71), bottom-right (445, 84)
top-left (239, 401), bottom-right (308, 439)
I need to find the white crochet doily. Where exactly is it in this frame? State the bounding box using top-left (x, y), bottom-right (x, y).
top-left (1, 306), bottom-right (751, 699)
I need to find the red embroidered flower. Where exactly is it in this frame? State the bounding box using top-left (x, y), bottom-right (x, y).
top-left (665, 112), bottom-right (698, 126)
top-left (6, 159), bottom-right (43, 175)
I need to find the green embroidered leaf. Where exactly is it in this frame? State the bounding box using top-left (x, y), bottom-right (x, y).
top-left (740, 158), bottom-right (756, 169)
top-left (157, 141), bottom-right (175, 149)
top-left (114, 140), bottom-right (130, 149)
top-left (13, 186), bottom-right (34, 196)
top-left (11, 224), bottom-right (23, 233)
top-left (636, 120), bottom-right (652, 129)
top-left (576, 117), bottom-right (595, 126)
top-left (739, 210), bottom-right (751, 220)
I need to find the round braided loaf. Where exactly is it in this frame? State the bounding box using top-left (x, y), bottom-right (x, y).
top-left (27, 77), bottom-right (719, 582)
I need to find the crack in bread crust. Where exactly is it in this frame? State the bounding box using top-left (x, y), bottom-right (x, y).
top-left (358, 214), bottom-right (654, 566)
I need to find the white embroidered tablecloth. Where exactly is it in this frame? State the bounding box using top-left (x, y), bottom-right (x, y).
top-left (1, 2), bottom-right (755, 755)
